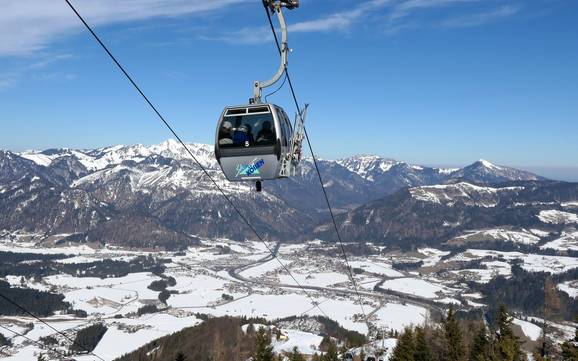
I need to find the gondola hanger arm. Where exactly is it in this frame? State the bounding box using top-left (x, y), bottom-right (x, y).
top-left (251, 0), bottom-right (299, 104)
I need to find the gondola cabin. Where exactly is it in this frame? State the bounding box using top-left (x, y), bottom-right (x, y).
top-left (215, 103), bottom-right (294, 182)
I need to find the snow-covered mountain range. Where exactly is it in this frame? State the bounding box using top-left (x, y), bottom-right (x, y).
top-left (0, 140), bottom-right (552, 247)
top-left (318, 180), bottom-right (578, 247)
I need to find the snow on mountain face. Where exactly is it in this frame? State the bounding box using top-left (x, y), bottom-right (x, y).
top-left (479, 159), bottom-right (499, 170)
top-left (449, 159), bottom-right (542, 183)
top-left (409, 182), bottom-right (524, 207)
top-left (337, 155), bottom-right (452, 183)
top-left (20, 140), bottom-right (218, 172)
top-left (336, 155), bottom-right (539, 194)
top-left (337, 155), bottom-right (398, 181)
top-left (319, 180), bottom-right (578, 247)
top-left (16, 143), bottom-right (543, 194)
top-left (538, 210), bottom-right (578, 225)
top-left (448, 228), bottom-right (541, 245)
top-left (1, 140), bottom-right (559, 247)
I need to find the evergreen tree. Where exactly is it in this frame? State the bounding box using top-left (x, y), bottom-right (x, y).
top-left (0, 332), bottom-right (10, 347)
top-left (561, 342), bottom-right (578, 361)
top-left (289, 346), bottom-right (306, 361)
top-left (253, 327), bottom-right (274, 361)
top-left (391, 328), bottom-right (415, 361)
top-left (469, 324), bottom-right (490, 361)
top-left (175, 352), bottom-right (186, 361)
top-left (544, 278), bottom-right (561, 321)
top-left (339, 344), bottom-right (349, 361)
top-left (443, 309), bottom-right (466, 361)
top-left (312, 352), bottom-right (321, 361)
top-left (495, 305), bottom-right (525, 361)
top-left (414, 327), bottom-right (433, 361)
top-left (158, 289), bottom-right (171, 304)
top-left (535, 327), bottom-right (555, 361)
top-left (561, 318), bottom-right (578, 361)
top-left (324, 340), bottom-right (339, 361)
top-left (70, 323), bottom-right (108, 353)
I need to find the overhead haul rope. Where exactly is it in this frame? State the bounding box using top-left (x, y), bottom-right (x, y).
top-left (264, 72), bottom-right (288, 103)
top-left (0, 293), bottom-right (106, 360)
top-left (261, 1), bottom-right (371, 333)
top-left (63, 0), bottom-right (329, 319)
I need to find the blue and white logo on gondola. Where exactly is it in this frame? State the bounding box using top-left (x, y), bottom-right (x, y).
top-left (236, 158), bottom-right (265, 177)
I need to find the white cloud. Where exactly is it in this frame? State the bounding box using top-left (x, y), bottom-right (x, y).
top-left (0, 73), bottom-right (18, 91)
top-left (288, 12), bottom-right (359, 33)
top-left (212, 0), bottom-right (518, 44)
top-left (388, 0), bottom-right (478, 21)
top-left (441, 5), bottom-right (519, 28)
top-left (0, 0), bottom-right (524, 54)
top-left (289, 0), bottom-right (394, 33)
top-left (211, 0), bottom-right (393, 44)
top-left (200, 26), bottom-right (274, 45)
top-left (0, 0), bottom-right (247, 56)
top-left (28, 53), bottom-right (75, 69)
top-left (34, 72), bottom-right (78, 82)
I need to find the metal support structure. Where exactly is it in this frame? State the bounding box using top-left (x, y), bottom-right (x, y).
top-left (252, 0), bottom-right (296, 104)
top-left (253, 0), bottom-right (306, 179)
top-left (279, 104), bottom-right (308, 177)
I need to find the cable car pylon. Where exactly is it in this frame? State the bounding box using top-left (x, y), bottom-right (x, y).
top-left (214, 0), bottom-right (307, 191)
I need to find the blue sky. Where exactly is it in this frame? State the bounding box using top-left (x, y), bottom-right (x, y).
top-left (1, 0), bottom-right (577, 179)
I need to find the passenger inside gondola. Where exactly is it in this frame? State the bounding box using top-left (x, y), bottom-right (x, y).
top-left (245, 124), bottom-right (255, 144)
top-left (256, 121), bottom-right (275, 143)
top-left (233, 124), bottom-right (251, 145)
top-left (218, 121), bottom-right (233, 145)
top-left (218, 111), bottom-right (276, 148)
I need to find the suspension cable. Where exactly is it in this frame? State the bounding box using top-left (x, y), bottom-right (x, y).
top-left (264, 71), bottom-right (287, 103)
top-left (262, 1), bottom-right (371, 332)
top-left (63, 0), bottom-right (329, 319)
top-left (0, 293), bottom-right (106, 360)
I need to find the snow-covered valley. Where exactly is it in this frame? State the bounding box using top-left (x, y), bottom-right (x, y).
top-left (2, 230), bottom-right (578, 360)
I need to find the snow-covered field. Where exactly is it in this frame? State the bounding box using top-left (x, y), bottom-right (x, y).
top-left (273, 329), bottom-right (325, 354)
top-left (75, 314), bottom-right (202, 360)
top-left (348, 260), bottom-right (404, 278)
top-left (558, 280), bottom-right (578, 298)
top-left (2, 235), bottom-right (578, 359)
top-left (451, 249), bottom-right (578, 274)
top-left (381, 277), bottom-right (448, 299)
top-left (0, 240), bottom-right (96, 255)
top-left (373, 303), bottom-right (428, 332)
top-left (278, 272), bottom-right (349, 288)
top-left (0, 238), bottom-right (440, 359)
top-left (239, 258), bottom-right (287, 279)
top-left (418, 248), bottom-right (450, 267)
top-left (451, 260), bottom-right (512, 283)
top-left (449, 228), bottom-right (541, 245)
top-left (541, 230), bottom-right (578, 251)
top-left (513, 318), bottom-right (542, 341)
top-left (538, 210), bottom-right (578, 225)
